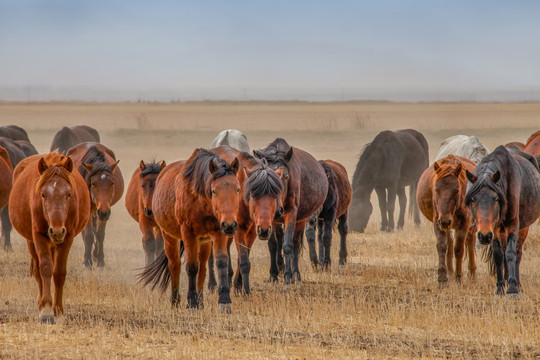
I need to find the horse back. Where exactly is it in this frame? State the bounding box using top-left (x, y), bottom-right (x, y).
top-left (524, 133), bottom-right (540, 156)
top-left (321, 160), bottom-right (352, 217)
top-left (512, 153), bottom-right (540, 228)
top-left (0, 125), bottom-right (30, 142)
top-left (396, 130), bottom-right (429, 186)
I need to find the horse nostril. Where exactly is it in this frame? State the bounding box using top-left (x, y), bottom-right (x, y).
top-left (477, 231), bottom-right (493, 245)
top-left (49, 228), bottom-right (54, 235)
top-left (232, 221), bottom-right (238, 231)
top-left (61, 227), bottom-right (66, 235)
top-left (278, 207), bottom-right (284, 216)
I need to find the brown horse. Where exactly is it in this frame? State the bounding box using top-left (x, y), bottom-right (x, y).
top-left (505, 142), bottom-right (525, 151)
top-left (0, 125), bottom-right (31, 142)
top-left (524, 130), bottom-right (540, 156)
top-left (254, 138), bottom-right (328, 284)
top-left (67, 142), bottom-right (124, 268)
top-left (306, 159), bottom-right (352, 270)
top-left (50, 125), bottom-right (100, 154)
top-left (125, 160), bottom-right (166, 265)
top-left (417, 155), bottom-right (477, 286)
top-left (0, 146), bottom-right (13, 214)
top-left (138, 149), bottom-right (240, 312)
top-left (9, 153), bottom-right (90, 323)
top-left (465, 146), bottom-right (540, 296)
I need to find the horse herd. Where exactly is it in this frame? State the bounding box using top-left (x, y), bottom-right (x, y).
top-left (0, 125), bottom-right (539, 324)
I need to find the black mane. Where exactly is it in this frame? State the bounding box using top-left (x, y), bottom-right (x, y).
top-left (79, 145), bottom-right (114, 180)
top-left (255, 138), bottom-right (291, 168)
top-left (183, 148), bottom-right (235, 196)
top-left (243, 159), bottom-right (283, 201)
top-left (465, 157), bottom-right (507, 216)
top-left (140, 161), bottom-right (163, 177)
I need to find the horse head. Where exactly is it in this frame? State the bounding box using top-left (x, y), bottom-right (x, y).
top-left (139, 160), bottom-right (166, 218)
top-left (432, 159), bottom-right (464, 231)
top-left (208, 157), bottom-right (241, 236)
top-left (83, 160), bottom-right (119, 221)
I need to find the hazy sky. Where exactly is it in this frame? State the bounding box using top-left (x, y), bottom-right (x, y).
top-left (1, 1), bottom-right (540, 100)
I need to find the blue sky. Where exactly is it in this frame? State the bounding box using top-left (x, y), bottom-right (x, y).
top-left (1, 1), bottom-right (540, 100)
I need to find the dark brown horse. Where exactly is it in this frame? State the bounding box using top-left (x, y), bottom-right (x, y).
top-left (125, 160), bottom-right (166, 265)
top-left (254, 138), bottom-right (328, 284)
top-left (138, 149), bottom-right (240, 312)
top-left (349, 129), bottom-right (429, 233)
top-left (67, 142), bottom-right (124, 268)
top-left (0, 125), bottom-right (31, 141)
top-left (9, 153), bottom-right (90, 323)
top-left (50, 125), bottom-right (100, 154)
top-left (0, 146), bottom-right (13, 217)
top-left (306, 159), bottom-right (351, 270)
top-left (417, 155), bottom-right (477, 285)
top-left (465, 146), bottom-right (540, 296)
top-left (524, 130), bottom-right (540, 156)
top-left (0, 136), bottom-right (38, 251)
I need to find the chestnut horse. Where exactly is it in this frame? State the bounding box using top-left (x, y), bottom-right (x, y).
top-left (524, 130), bottom-right (540, 156)
top-left (0, 146), bottom-right (13, 216)
top-left (67, 142), bottom-right (124, 268)
top-left (505, 142), bottom-right (525, 151)
top-left (465, 146), bottom-right (540, 296)
top-left (417, 155), bottom-right (477, 285)
top-left (254, 138), bottom-right (328, 284)
top-left (306, 159), bottom-right (352, 270)
top-left (50, 125), bottom-right (100, 154)
top-left (9, 153), bottom-right (90, 323)
top-left (349, 129), bottom-right (429, 233)
top-left (125, 160), bottom-right (166, 265)
top-left (138, 149), bottom-right (240, 312)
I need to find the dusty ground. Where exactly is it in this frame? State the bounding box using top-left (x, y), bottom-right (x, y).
top-left (0, 102), bottom-right (539, 359)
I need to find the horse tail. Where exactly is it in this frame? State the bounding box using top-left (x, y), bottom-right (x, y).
top-left (408, 183), bottom-right (417, 219)
top-left (137, 241), bottom-right (184, 293)
top-left (481, 244), bottom-right (496, 277)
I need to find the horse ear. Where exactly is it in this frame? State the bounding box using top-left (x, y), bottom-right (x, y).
top-left (38, 157), bottom-right (48, 175)
top-left (63, 157), bottom-right (74, 173)
top-left (209, 159), bottom-right (218, 174)
top-left (140, 160), bottom-right (146, 170)
top-left (433, 161), bottom-right (440, 172)
top-left (160, 160), bottom-right (167, 169)
top-left (454, 163), bottom-right (462, 176)
top-left (83, 163), bottom-right (93, 172)
top-left (243, 166), bottom-right (251, 179)
top-left (491, 171), bottom-right (500, 183)
top-left (253, 150), bottom-right (263, 159)
top-left (230, 157), bottom-right (239, 174)
top-left (110, 160), bottom-right (120, 171)
top-left (465, 170), bottom-right (477, 183)
top-left (284, 148), bottom-right (294, 162)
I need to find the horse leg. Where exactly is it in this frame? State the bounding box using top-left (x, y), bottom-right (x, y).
top-left (492, 238), bottom-right (505, 295)
top-left (26, 240), bottom-right (43, 304)
top-left (454, 228), bottom-right (467, 283)
top-left (154, 227), bottom-right (164, 254)
top-left (82, 219), bottom-right (94, 269)
top-left (291, 222), bottom-right (305, 283)
top-left (317, 219), bottom-right (324, 266)
top-left (338, 211), bottom-right (348, 266)
top-left (275, 224), bottom-right (284, 273)
top-left (515, 227), bottom-right (528, 292)
top-left (207, 249), bottom-right (217, 292)
top-left (233, 228), bottom-right (247, 292)
top-left (197, 242), bottom-right (212, 309)
top-left (282, 215), bottom-right (297, 284)
top-left (305, 215), bottom-right (319, 270)
top-left (236, 227), bottom-right (256, 295)
top-left (1, 206), bottom-right (12, 251)
top-left (213, 234), bottom-right (232, 313)
top-left (322, 213), bottom-right (336, 270)
top-left (227, 237), bottom-right (234, 287)
top-left (52, 241), bottom-right (73, 320)
top-left (163, 232), bottom-right (181, 307)
top-left (33, 232), bottom-right (55, 323)
top-left (375, 186), bottom-right (388, 232)
top-left (505, 226), bottom-right (521, 295)
top-left (434, 224), bottom-right (449, 285)
top-left (268, 229), bottom-right (279, 282)
top-left (446, 230), bottom-right (454, 275)
top-left (181, 229), bottom-right (200, 309)
top-left (466, 226), bottom-right (477, 279)
top-left (411, 183), bottom-right (421, 226)
top-left (385, 184), bottom-right (397, 232)
top-left (396, 187), bottom-right (406, 230)
top-left (93, 218), bottom-right (107, 268)
top-left (140, 220), bottom-right (156, 266)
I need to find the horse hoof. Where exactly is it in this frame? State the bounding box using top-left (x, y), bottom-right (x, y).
top-left (219, 303), bottom-right (232, 314)
top-left (438, 280), bottom-right (449, 289)
top-left (506, 292), bottom-right (520, 300)
top-left (39, 308), bottom-right (55, 324)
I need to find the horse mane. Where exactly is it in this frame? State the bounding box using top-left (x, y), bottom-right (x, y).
top-left (256, 138), bottom-right (291, 167)
top-left (464, 161), bottom-right (507, 213)
top-left (140, 161), bottom-right (163, 177)
top-left (79, 145), bottom-right (114, 180)
top-left (35, 154), bottom-right (74, 195)
top-left (432, 155), bottom-right (468, 187)
top-left (243, 159), bottom-right (283, 201)
top-left (183, 148), bottom-right (236, 196)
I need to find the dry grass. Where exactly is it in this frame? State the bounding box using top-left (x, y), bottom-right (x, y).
top-left (0, 102), bottom-right (539, 359)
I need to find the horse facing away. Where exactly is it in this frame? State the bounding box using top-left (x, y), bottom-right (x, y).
top-left (306, 159), bottom-right (352, 270)
top-left (138, 149), bottom-right (241, 312)
top-left (50, 125), bottom-right (101, 154)
top-left (505, 142), bottom-right (525, 151)
top-left (125, 160), bottom-right (166, 266)
top-left (67, 142), bottom-right (124, 268)
top-left (417, 155), bottom-right (477, 286)
top-left (524, 129), bottom-right (540, 156)
top-left (9, 153), bottom-right (90, 323)
top-left (0, 125), bottom-right (31, 142)
top-left (349, 129), bottom-right (429, 233)
top-left (436, 135), bottom-right (489, 164)
top-left (254, 138), bottom-right (328, 284)
top-left (210, 129), bottom-right (250, 153)
top-left (465, 146), bottom-right (540, 296)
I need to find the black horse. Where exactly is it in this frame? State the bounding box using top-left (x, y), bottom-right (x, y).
top-left (465, 146), bottom-right (540, 296)
top-left (349, 129), bottom-right (429, 232)
top-left (50, 125), bottom-right (101, 154)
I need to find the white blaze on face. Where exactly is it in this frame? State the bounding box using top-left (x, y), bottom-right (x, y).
top-left (101, 174), bottom-right (106, 180)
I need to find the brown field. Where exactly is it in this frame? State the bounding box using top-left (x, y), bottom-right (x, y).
top-left (0, 102), bottom-right (539, 359)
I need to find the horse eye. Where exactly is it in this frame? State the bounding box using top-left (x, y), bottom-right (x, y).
top-left (494, 197), bottom-right (499, 202)
top-left (41, 193), bottom-right (45, 198)
top-left (212, 189), bottom-right (217, 195)
top-left (67, 193), bottom-right (71, 199)
top-left (236, 188), bottom-right (240, 194)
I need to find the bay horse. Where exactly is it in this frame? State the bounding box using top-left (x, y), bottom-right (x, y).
top-left (349, 129), bottom-right (429, 233)
top-left (9, 153), bottom-right (90, 323)
top-left (0, 146), bottom-right (13, 218)
top-left (436, 135), bottom-right (489, 164)
top-left (306, 159), bottom-right (352, 270)
top-left (210, 129), bottom-right (250, 153)
top-left (67, 142), bottom-right (124, 268)
top-left (0, 137), bottom-right (38, 251)
top-left (50, 125), bottom-right (100, 154)
top-left (524, 130), bottom-right (540, 156)
top-left (254, 138), bottom-right (328, 284)
top-left (465, 146), bottom-right (540, 296)
top-left (125, 160), bottom-right (166, 265)
top-left (416, 155), bottom-right (477, 286)
top-left (138, 149), bottom-right (240, 312)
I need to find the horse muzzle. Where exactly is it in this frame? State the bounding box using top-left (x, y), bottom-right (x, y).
top-left (220, 221), bottom-right (238, 236)
top-left (437, 218), bottom-right (452, 231)
top-left (48, 226), bottom-right (66, 244)
top-left (97, 209), bottom-right (111, 221)
top-left (257, 225), bottom-right (272, 240)
top-left (144, 207), bottom-right (153, 218)
top-left (477, 231), bottom-right (493, 245)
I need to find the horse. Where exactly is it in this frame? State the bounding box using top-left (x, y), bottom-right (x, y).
top-left (206, 146), bottom-right (285, 294)
top-left (436, 135), bottom-right (489, 164)
top-left (210, 129), bottom-right (250, 153)
top-left (50, 125), bottom-right (101, 154)
top-left (125, 160), bottom-right (166, 266)
top-left (0, 146), bottom-right (13, 217)
top-left (417, 155), bottom-right (477, 286)
top-left (0, 125), bottom-right (31, 142)
top-left (67, 142), bottom-right (124, 268)
top-left (349, 129), bottom-right (429, 233)
top-left (306, 159), bottom-right (352, 270)
top-left (138, 149), bottom-right (241, 312)
top-left (254, 138), bottom-right (328, 284)
top-left (524, 130), bottom-right (540, 156)
top-left (0, 137), bottom-right (38, 251)
top-left (465, 146), bottom-right (540, 296)
top-left (9, 153), bottom-right (90, 323)
top-left (505, 142), bottom-right (525, 151)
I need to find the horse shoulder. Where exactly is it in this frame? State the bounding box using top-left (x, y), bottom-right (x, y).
top-left (125, 169), bottom-right (141, 221)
